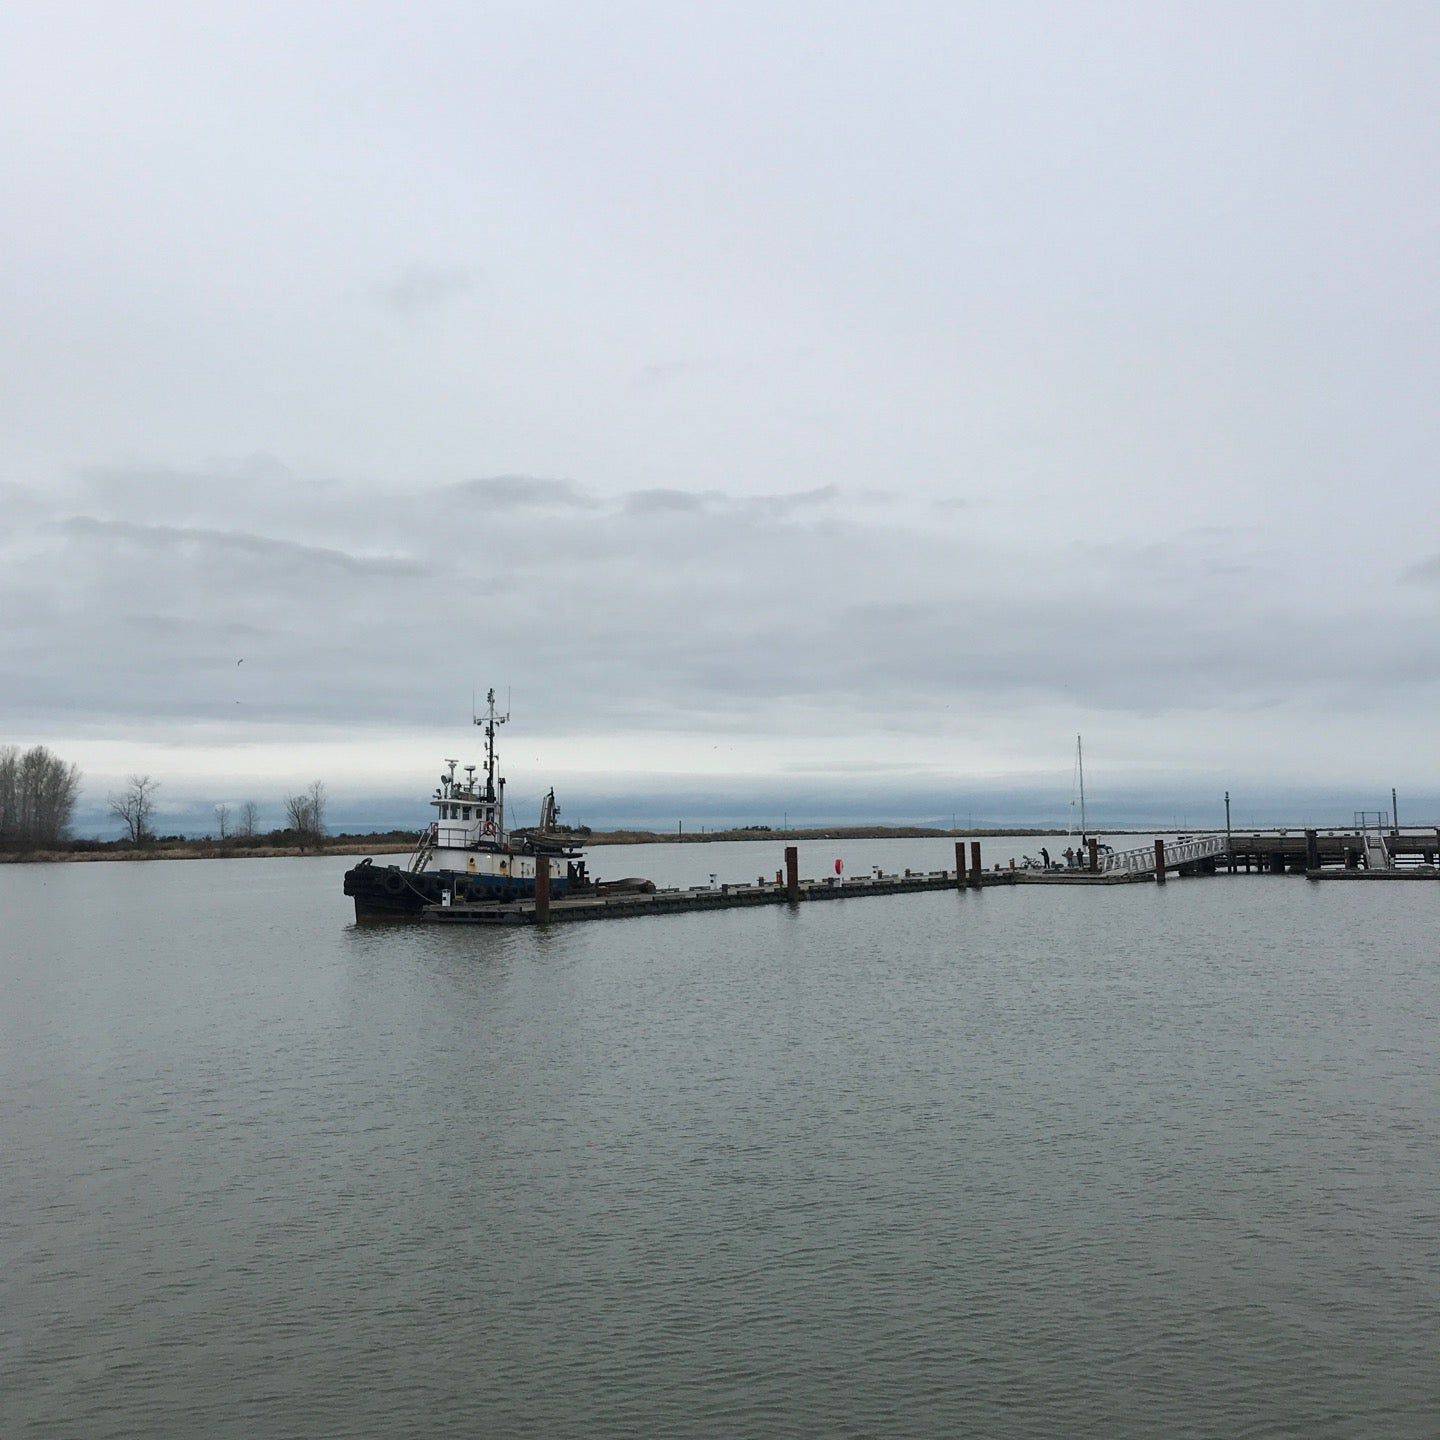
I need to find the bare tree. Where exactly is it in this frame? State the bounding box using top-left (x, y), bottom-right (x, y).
top-left (307, 780), bottom-right (327, 839)
top-left (237, 800), bottom-right (258, 839)
top-left (283, 781), bottom-right (327, 850)
top-left (0, 745), bottom-right (83, 848)
top-left (283, 790), bottom-right (308, 843)
top-left (0, 746), bottom-right (14, 845)
top-left (214, 803), bottom-right (231, 840)
top-left (108, 775), bottom-right (159, 844)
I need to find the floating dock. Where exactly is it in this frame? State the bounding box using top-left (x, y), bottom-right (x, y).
top-left (1306, 866), bottom-right (1440, 881)
top-left (425, 843), bottom-right (1016, 927)
top-left (415, 828), bottom-right (1440, 928)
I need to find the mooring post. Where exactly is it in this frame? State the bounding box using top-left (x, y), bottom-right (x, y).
top-left (955, 841), bottom-right (966, 889)
top-left (1087, 837), bottom-right (1099, 873)
top-left (1304, 829), bottom-right (1319, 871)
top-left (1154, 837), bottom-right (1166, 884)
top-left (969, 840), bottom-right (982, 888)
top-left (785, 845), bottom-right (799, 902)
top-left (534, 854), bottom-right (550, 926)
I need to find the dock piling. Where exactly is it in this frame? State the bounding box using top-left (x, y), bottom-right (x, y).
top-left (534, 854), bottom-right (550, 925)
top-left (955, 841), bottom-right (966, 889)
top-left (969, 841), bottom-right (982, 888)
top-left (1305, 830), bottom-right (1320, 871)
top-left (1087, 837), bottom-right (1099, 873)
top-left (785, 846), bottom-right (799, 902)
top-left (1154, 838), bottom-right (1166, 884)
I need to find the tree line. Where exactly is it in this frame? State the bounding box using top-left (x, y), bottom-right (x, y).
top-left (3, 745), bottom-right (332, 852)
top-left (108, 775), bottom-right (329, 848)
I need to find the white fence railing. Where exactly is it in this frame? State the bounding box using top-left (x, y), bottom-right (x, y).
top-left (1099, 833), bottom-right (1228, 876)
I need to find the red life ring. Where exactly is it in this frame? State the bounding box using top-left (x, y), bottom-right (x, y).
top-left (483, 820), bottom-right (497, 836)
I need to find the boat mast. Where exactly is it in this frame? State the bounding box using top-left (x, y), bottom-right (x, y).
top-left (474, 687), bottom-right (509, 804)
top-left (1077, 733), bottom-right (1087, 837)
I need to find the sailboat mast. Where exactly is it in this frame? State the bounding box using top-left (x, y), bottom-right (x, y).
top-left (1077, 734), bottom-right (1087, 837)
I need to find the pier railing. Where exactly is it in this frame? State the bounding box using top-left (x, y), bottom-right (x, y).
top-left (1100, 834), bottom-right (1228, 876)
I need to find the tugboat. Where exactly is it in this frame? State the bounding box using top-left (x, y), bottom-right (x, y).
top-left (343, 690), bottom-right (591, 921)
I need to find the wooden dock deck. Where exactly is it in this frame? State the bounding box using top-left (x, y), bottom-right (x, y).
top-left (425, 867), bottom-right (1014, 927)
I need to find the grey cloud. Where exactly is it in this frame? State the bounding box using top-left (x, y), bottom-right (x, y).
top-left (56, 516), bottom-right (427, 578)
top-left (120, 613), bottom-right (268, 639)
top-left (634, 358), bottom-right (759, 386)
top-left (371, 265), bottom-right (475, 312)
top-left (636, 360), bottom-right (708, 384)
top-left (622, 488), bottom-right (721, 513)
top-left (80, 456), bottom-right (300, 506)
top-left (616, 485), bottom-right (840, 518)
top-left (1402, 554), bottom-right (1440, 586)
top-left (451, 475), bottom-right (598, 509)
top-left (0, 482), bottom-right (56, 521)
top-left (739, 485), bottom-right (840, 516)
top-left (844, 602), bottom-right (930, 625)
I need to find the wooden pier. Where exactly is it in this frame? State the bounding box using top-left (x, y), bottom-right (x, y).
top-left (1224, 828), bottom-right (1440, 874)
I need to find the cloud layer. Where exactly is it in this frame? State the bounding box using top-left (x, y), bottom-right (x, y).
top-left (4, 457), bottom-right (1437, 828)
top-left (2, 5), bottom-right (1439, 825)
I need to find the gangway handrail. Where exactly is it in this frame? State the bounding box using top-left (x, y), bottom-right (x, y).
top-left (1099, 833), bottom-right (1227, 875)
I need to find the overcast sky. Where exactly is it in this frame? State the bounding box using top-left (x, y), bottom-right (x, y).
top-left (3, 2), bottom-right (1438, 832)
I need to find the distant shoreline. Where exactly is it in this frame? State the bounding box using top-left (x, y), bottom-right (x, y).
top-left (1, 825), bottom-right (1079, 864)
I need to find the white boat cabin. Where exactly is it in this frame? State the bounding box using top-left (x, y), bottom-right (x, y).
top-left (422, 759), bottom-right (531, 876)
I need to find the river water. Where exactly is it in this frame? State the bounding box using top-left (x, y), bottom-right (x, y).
top-left (3, 840), bottom-right (1438, 1438)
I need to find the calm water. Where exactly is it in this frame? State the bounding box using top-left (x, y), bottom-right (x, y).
top-left (3, 841), bottom-right (1438, 1438)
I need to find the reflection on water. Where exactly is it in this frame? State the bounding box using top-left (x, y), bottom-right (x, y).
top-left (3, 847), bottom-right (1438, 1438)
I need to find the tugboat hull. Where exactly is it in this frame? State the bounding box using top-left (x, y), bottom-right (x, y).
top-left (343, 859), bottom-right (572, 922)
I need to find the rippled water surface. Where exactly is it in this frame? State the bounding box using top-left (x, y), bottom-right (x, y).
top-left (4, 842), bottom-right (1438, 1438)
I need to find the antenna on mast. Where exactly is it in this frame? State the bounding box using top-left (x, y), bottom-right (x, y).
top-left (474, 686), bottom-right (510, 801)
top-left (1077, 734), bottom-right (1087, 837)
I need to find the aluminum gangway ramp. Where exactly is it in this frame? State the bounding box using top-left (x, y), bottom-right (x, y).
top-left (1100, 834), bottom-right (1228, 877)
top-left (1361, 827), bottom-right (1392, 870)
